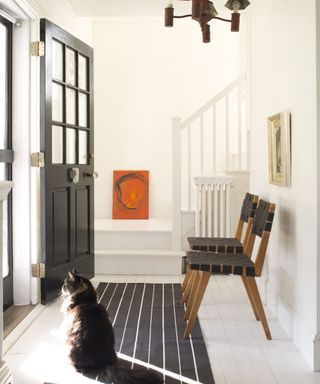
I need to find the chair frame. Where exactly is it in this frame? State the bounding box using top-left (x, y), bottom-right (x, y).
top-left (183, 201), bottom-right (276, 340)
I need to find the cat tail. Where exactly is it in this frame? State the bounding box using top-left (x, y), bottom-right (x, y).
top-left (98, 365), bottom-right (163, 384)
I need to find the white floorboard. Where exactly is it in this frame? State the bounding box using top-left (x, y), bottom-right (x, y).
top-left (3, 275), bottom-right (320, 384)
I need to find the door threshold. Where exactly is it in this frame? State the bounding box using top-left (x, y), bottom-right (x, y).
top-left (4, 305), bottom-right (36, 339)
top-left (3, 304), bottom-right (46, 356)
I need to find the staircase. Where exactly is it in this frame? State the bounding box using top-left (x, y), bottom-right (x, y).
top-left (172, 74), bottom-right (250, 249)
top-left (95, 219), bottom-right (184, 275)
top-left (95, 74), bottom-right (249, 275)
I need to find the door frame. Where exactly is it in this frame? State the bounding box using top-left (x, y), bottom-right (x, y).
top-left (3, 1), bottom-right (42, 306)
top-left (0, 14), bottom-right (14, 309)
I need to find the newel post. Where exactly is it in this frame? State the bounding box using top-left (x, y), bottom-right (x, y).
top-left (172, 118), bottom-right (182, 251)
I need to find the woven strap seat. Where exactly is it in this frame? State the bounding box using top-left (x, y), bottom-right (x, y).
top-left (187, 192), bottom-right (258, 253)
top-left (187, 251), bottom-right (255, 277)
top-left (187, 237), bottom-right (243, 253)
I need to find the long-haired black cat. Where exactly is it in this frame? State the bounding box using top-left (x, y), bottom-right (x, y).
top-left (61, 270), bottom-right (162, 384)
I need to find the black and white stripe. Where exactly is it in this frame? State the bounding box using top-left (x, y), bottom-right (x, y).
top-left (97, 282), bottom-right (215, 384)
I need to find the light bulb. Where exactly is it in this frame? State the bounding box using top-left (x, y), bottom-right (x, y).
top-left (232, 0), bottom-right (240, 11)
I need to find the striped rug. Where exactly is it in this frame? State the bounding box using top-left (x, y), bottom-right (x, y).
top-left (96, 282), bottom-right (214, 384)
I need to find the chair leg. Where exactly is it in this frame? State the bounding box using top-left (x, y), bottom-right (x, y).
top-left (180, 270), bottom-right (196, 305)
top-left (184, 270), bottom-right (201, 320)
top-left (246, 277), bottom-right (272, 340)
top-left (181, 267), bottom-right (192, 291)
top-left (183, 271), bottom-right (211, 339)
top-left (242, 276), bottom-right (260, 321)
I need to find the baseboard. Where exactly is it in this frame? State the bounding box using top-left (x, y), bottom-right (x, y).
top-left (0, 361), bottom-right (12, 384)
top-left (313, 334), bottom-right (320, 371)
top-left (264, 277), bottom-right (316, 370)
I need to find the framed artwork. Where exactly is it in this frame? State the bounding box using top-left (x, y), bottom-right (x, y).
top-left (267, 112), bottom-right (291, 186)
top-left (112, 170), bottom-right (149, 219)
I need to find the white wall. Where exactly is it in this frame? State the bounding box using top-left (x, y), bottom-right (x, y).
top-left (92, 17), bottom-right (242, 219)
top-left (248, 0), bottom-right (317, 369)
top-left (33, 0), bottom-right (92, 44)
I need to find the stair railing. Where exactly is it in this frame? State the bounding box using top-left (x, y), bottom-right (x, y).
top-left (172, 74), bottom-right (248, 250)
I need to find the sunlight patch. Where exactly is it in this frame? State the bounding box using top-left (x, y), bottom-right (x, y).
top-left (19, 342), bottom-right (93, 383)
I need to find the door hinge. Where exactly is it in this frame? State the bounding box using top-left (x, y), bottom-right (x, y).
top-left (32, 263), bottom-right (45, 278)
top-left (30, 41), bottom-right (45, 57)
top-left (31, 152), bottom-right (45, 167)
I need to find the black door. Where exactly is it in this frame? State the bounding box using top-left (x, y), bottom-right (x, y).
top-left (40, 19), bottom-right (95, 304)
top-left (0, 16), bottom-right (14, 310)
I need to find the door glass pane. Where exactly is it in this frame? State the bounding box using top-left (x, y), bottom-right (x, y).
top-left (79, 93), bottom-right (88, 127)
top-left (79, 131), bottom-right (87, 164)
top-left (66, 47), bottom-right (76, 86)
top-left (0, 24), bottom-right (7, 149)
top-left (52, 40), bottom-right (63, 81)
top-left (52, 125), bottom-right (63, 164)
top-left (66, 88), bottom-right (76, 125)
top-left (52, 83), bottom-right (63, 122)
top-left (78, 55), bottom-right (88, 90)
top-left (66, 128), bottom-right (76, 164)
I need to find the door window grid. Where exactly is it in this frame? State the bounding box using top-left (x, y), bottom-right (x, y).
top-left (51, 41), bottom-right (90, 166)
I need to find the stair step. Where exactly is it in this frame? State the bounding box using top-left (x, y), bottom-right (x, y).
top-left (95, 249), bottom-right (185, 275)
top-left (95, 219), bottom-right (172, 250)
top-left (95, 219), bottom-right (172, 232)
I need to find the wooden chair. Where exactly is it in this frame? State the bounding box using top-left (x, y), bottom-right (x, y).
top-left (183, 199), bottom-right (276, 340)
top-left (181, 192), bottom-right (259, 300)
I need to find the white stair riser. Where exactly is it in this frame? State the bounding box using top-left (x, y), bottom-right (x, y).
top-left (95, 253), bottom-right (182, 275)
top-left (95, 231), bottom-right (172, 250)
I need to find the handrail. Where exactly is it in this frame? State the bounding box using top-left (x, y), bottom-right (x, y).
top-left (181, 73), bottom-right (246, 129)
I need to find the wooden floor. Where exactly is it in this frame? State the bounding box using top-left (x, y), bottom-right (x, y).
top-left (3, 274), bottom-right (320, 384)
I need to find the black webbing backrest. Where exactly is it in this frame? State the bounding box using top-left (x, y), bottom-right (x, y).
top-left (240, 193), bottom-right (258, 223)
top-left (252, 200), bottom-right (275, 237)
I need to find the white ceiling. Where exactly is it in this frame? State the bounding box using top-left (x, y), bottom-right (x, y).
top-left (68, 0), bottom-right (175, 17)
top-left (67, 0), bottom-right (229, 18)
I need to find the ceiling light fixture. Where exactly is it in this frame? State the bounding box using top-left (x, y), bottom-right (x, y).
top-left (164, 0), bottom-right (251, 43)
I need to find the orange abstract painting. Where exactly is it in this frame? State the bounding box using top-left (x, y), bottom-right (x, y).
top-left (112, 170), bottom-right (149, 219)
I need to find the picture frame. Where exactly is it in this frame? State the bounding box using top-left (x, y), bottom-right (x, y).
top-left (267, 111), bottom-right (291, 186)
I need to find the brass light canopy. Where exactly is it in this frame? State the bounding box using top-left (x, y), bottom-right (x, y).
top-left (164, 0), bottom-right (251, 43)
